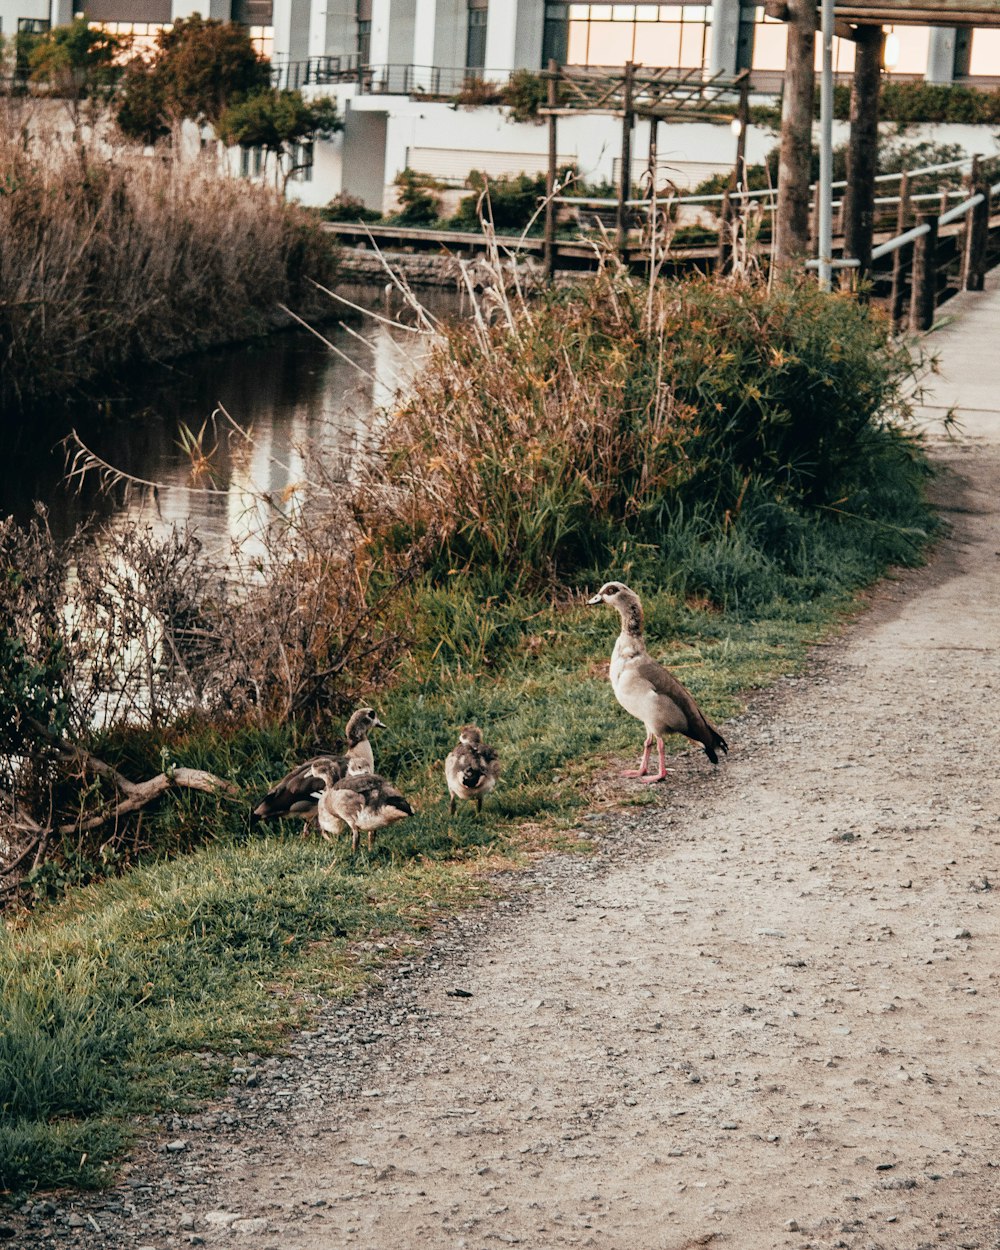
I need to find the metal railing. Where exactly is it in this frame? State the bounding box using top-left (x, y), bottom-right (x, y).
top-left (272, 54), bottom-right (361, 90)
top-left (269, 60), bottom-right (521, 96)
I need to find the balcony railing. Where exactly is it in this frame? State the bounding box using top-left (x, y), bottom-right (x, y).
top-left (270, 59), bottom-right (516, 96)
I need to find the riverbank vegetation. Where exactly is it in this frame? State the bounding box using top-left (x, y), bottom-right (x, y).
top-left (0, 264), bottom-right (937, 1194)
top-left (0, 115), bottom-right (337, 412)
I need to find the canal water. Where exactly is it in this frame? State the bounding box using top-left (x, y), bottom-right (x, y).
top-left (0, 285), bottom-right (460, 553)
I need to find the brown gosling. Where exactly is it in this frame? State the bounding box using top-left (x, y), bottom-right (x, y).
top-left (587, 582), bottom-right (728, 783)
top-left (310, 757), bottom-right (413, 853)
top-left (445, 725), bottom-right (500, 816)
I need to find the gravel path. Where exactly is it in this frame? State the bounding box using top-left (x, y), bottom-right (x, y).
top-left (6, 287), bottom-right (1000, 1250)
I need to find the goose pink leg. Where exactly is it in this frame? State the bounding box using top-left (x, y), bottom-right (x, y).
top-left (640, 736), bottom-right (669, 784)
top-left (622, 735), bottom-right (654, 778)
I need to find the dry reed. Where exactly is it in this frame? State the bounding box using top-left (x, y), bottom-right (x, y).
top-left (0, 103), bottom-right (336, 411)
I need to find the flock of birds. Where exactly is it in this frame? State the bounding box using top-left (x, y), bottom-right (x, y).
top-left (250, 583), bottom-right (727, 853)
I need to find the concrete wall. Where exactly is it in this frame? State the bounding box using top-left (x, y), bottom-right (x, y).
top-left (341, 103), bottom-right (388, 209)
top-left (275, 90), bottom-right (1000, 215)
top-left (0, 0), bottom-right (47, 39)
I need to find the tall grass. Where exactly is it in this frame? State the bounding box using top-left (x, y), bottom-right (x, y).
top-left (0, 107), bottom-right (337, 410)
top-left (362, 267), bottom-right (931, 596)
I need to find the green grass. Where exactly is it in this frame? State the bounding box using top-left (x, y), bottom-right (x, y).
top-left (0, 517), bottom-right (927, 1196)
top-left (0, 270), bottom-right (939, 1197)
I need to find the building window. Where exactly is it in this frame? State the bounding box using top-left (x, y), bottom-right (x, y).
top-left (566, 3), bottom-right (712, 71)
top-left (290, 140), bottom-right (314, 182)
top-left (17, 16), bottom-right (50, 33)
top-left (543, 2), bottom-right (569, 65)
top-left (358, 19), bottom-right (371, 63)
top-left (969, 27), bottom-right (1000, 76)
top-left (249, 23), bottom-right (273, 57)
top-left (880, 23), bottom-right (930, 74)
top-left (91, 21), bottom-right (169, 57)
top-left (240, 146), bottom-right (265, 178)
top-left (467, 1), bottom-right (488, 70)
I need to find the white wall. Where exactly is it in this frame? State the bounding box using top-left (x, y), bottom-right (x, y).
top-left (281, 89), bottom-right (1000, 213)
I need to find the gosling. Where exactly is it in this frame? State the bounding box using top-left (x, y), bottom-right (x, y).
top-left (445, 725), bottom-right (500, 815)
top-left (587, 582), bottom-right (728, 783)
top-left (310, 757), bottom-right (413, 853)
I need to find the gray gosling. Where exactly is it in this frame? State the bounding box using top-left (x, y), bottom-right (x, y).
top-left (445, 725), bottom-right (500, 816)
top-left (587, 582), bottom-right (728, 783)
top-left (310, 756), bottom-right (413, 853)
top-left (251, 708), bottom-right (385, 823)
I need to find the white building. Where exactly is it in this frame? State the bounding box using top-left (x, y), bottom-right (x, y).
top-left (4, 0), bottom-right (999, 210)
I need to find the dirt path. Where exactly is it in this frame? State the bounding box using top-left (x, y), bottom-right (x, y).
top-left (10, 284), bottom-right (1000, 1250)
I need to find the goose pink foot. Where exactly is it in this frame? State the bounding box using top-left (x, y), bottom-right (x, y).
top-left (622, 737), bottom-right (654, 778)
top-left (638, 738), bottom-right (669, 783)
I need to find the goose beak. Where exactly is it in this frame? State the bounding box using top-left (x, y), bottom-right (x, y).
top-left (373, 716), bottom-right (387, 729)
top-left (587, 594), bottom-right (603, 605)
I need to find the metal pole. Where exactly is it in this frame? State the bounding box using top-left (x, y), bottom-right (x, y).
top-left (817, 0), bottom-right (834, 290)
top-left (544, 60), bottom-right (558, 283)
top-left (617, 61), bottom-right (636, 260)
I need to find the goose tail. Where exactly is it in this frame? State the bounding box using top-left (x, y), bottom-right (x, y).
top-left (702, 726), bottom-right (728, 766)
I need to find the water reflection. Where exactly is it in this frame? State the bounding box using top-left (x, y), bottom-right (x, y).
top-left (1, 285), bottom-right (460, 553)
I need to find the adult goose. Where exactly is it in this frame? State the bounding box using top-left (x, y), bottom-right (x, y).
top-left (309, 757), bottom-right (414, 852)
top-left (251, 707), bottom-right (386, 823)
top-left (445, 725), bottom-right (500, 815)
top-left (587, 582), bottom-right (728, 783)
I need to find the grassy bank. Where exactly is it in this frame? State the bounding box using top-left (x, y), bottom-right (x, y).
top-left (0, 116), bottom-right (336, 412)
top-left (1, 269), bottom-right (937, 1195)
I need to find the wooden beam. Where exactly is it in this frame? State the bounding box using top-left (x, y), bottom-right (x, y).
top-left (759, 1), bottom-right (1000, 25)
top-left (835, 1), bottom-right (1000, 25)
top-left (774, 0), bottom-right (817, 269)
top-left (843, 24), bottom-right (883, 280)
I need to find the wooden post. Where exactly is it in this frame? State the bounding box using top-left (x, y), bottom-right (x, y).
top-left (963, 180), bottom-right (989, 292)
top-left (647, 116), bottom-right (659, 190)
top-left (734, 79), bottom-right (749, 190)
top-left (617, 61), bottom-right (636, 260)
top-left (544, 59), bottom-right (558, 284)
top-left (718, 190), bottom-right (733, 274)
top-left (889, 171), bottom-right (911, 327)
top-left (909, 210), bottom-right (939, 333)
top-left (774, 0), bottom-right (817, 270)
top-left (843, 24), bottom-right (882, 283)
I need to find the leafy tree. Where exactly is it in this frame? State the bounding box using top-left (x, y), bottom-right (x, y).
top-left (217, 89), bottom-right (341, 191)
top-left (26, 18), bottom-right (124, 98)
top-left (393, 168), bottom-right (441, 225)
top-left (115, 14), bottom-right (271, 144)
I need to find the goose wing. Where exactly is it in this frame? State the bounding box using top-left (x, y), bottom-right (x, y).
top-left (625, 654), bottom-right (728, 759)
top-left (253, 754), bottom-right (346, 819)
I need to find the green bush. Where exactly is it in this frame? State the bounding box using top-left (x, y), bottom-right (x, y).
top-left (365, 270), bottom-right (929, 592)
top-left (751, 80), bottom-right (1000, 129)
top-left (452, 169), bottom-right (547, 232)
top-left (392, 167), bottom-right (441, 225)
top-left (322, 192), bottom-right (383, 223)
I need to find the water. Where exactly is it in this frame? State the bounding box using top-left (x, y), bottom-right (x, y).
top-left (1, 285), bottom-right (460, 554)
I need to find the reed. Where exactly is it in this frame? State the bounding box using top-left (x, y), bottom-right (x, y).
top-left (359, 265), bottom-right (931, 596)
top-left (0, 108), bottom-right (336, 411)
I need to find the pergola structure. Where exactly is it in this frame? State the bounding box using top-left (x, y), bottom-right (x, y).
top-left (770, 0), bottom-right (1000, 281)
top-left (539, 64), bottom-right (751, 277)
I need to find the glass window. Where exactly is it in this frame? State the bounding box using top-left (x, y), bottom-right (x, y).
top-left (882, 24), bottom-right (929, 74)
top-left (969, 27), bottom-right (1000, 76)
top-left (750, 10), bottom-right (787, 71)
top-left (466, 4), bottom-right (488, 69)
top-left (563, 1), bottom-right (711, 69)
